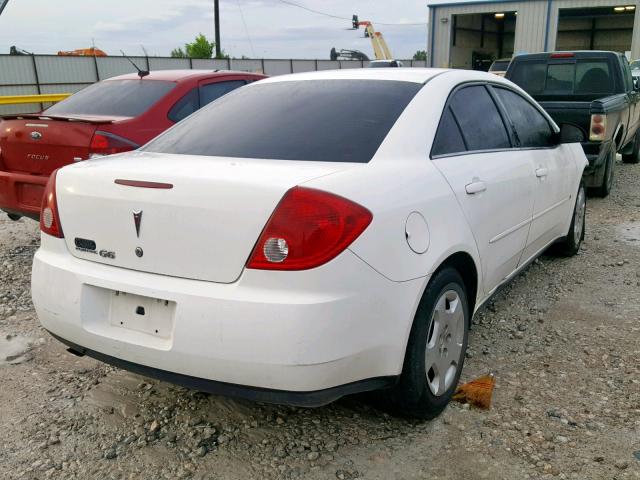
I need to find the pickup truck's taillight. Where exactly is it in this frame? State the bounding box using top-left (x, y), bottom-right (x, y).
top-left (40, 169), bottom-right (64, 238)
top-left (589, 114), bottom-right (607, 142)
top-left (89, 131), bottom-right (139, 158)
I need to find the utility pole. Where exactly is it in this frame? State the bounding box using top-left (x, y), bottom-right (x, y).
top-left (214, 0), bottom-right (221, 58)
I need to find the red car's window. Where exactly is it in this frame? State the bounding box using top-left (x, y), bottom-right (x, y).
top-left (45, 79), bottom-right (175, 118)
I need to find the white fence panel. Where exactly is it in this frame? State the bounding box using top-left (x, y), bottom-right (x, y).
top-left (148, 57), bottom-right (191, 70)
top-left (292, 60), bottom-right (316, 73)
top-left (263, 60), bottom-right (291, 76)
top-left (317, 60), bottom-right (340, 71)
top-left (0, 56), bottom-right (37, 85)
top-left (96, 57), bottom-right (148, 80)
top-left (35, 56), bottom-right (97, 84)
top-left (339, 61), bottom-right (364, 69)
top-left (191, 58), bottom-right (231, 70)
top-left (229, 59), bottom-right (263, 72)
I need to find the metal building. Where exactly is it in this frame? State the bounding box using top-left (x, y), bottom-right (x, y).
top-left (428, 0), bottom-right (640, 69)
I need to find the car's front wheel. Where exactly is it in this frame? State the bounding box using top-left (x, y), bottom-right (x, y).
top-left (389, 267), bottom-right (469, 419)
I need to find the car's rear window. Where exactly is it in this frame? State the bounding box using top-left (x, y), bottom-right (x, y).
top-left (143, 79), bottom-right (421, 163)
top-left (45, 79), bottom-right (175, 117)
top-left (509, 58), bottom-right (615, 98)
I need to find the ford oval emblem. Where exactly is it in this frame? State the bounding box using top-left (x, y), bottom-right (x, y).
top-left (30, 131), bottom-right (42, 140)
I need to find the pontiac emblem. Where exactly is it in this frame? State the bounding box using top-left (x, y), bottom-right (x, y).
top-left (133, 210), bottom-right (142, 238)
top-left (30, 131), bottom-right (42, 140)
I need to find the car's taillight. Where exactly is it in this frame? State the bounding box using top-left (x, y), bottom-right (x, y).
top-left (89, 131), bottom-right (138, 158)
top-left (590, 114), bottom-right (607, 141)
top-left (40, 169), bottom-right (64, 238)
top-left (246, 186), bottom-right (372, 271)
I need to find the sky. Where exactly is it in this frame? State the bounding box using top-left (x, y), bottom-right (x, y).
top-left (0, 0), bottom-right (431, 59)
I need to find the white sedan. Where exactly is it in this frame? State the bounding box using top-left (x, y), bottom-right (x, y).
top-left (32, 68), bottom-right (587, 419)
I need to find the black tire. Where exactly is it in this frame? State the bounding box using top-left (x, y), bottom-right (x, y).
top-left (7, 213), bottom-right (21, 221)
top-left (590, 143), bottom-right (615, 198)
top-left (555, 182), bottom-right (586, 257)
top-left (388, 267), bottom-right (469, 419)
top-left (622, 129), bottom-right (640, 164)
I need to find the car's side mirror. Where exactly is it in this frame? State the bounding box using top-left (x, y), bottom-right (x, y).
top-left (558, 123), bottom-right (586, 144)
top-left (634, 77), bottom-right (640, 91)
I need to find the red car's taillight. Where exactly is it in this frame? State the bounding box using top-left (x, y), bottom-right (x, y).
top-left (246, 186), bottom-right (372, 271)
top-left (40, 169), bottom-right (64, 238)
top-left (89, 131), bottom-right (139, 158)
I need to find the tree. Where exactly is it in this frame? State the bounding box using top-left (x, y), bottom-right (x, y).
top-left (413, 50), bottom-right (427, 61)
top-left (170, 47), bottom-right (186, 58)
top-left (171, 33), bottom-right (228, 59)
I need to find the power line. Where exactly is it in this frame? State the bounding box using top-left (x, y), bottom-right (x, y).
top-left (276, 0), bottom-right (427, 26)
top-left (235, 0), bottom-right (256, 57)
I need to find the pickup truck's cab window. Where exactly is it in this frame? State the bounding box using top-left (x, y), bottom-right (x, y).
top-left (494, 87), bottom-right (555, 148)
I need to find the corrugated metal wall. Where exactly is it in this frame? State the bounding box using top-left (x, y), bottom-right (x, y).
top-left (429, 0), bottom-right (640, 68)
top-left (0, 56), bottom-right (428, 115)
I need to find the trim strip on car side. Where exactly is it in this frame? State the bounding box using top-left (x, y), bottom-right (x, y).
top-left (489, 217), bottom-right (532, 244)
top-left (531, 195), bottom-right (571, 222)
top-left (48, 332), bottom-right (398, 408)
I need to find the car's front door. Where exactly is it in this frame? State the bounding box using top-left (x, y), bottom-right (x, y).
top-left (492, 86), bottom-right (574, 261)
top-left (431, 84), bottom-right (536, 296)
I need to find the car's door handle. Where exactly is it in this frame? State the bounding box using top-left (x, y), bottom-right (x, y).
top-left (465, 180), bottom-right (487, 195)
top-left (535, 167), bottom-right (548, 178)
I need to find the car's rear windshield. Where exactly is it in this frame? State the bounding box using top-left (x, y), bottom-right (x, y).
top-left (490, 61), bottom-right (510, 71)
top-left (45, 79), bottom-right (175, 117)
top-left (509, 58), bottom-right (616, 99)
top-left (143, 79), bottom-right (421, 163)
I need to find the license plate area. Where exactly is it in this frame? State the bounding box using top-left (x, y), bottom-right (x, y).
top-left (110, 290), bottom-right (175, 339)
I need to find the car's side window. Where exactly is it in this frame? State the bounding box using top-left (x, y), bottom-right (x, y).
top-left (432, 107), bottom-right (467, 156)
top-left (168, 88), bottom-right (199, 123)
top-left (199, 80), bottom-right (246, 108)
top-left (494, 87), bottom-right (555, 148)
top-left (448, 85), bottom-right (511, 152)
top-left (621, 56), bottom-right (634, 92)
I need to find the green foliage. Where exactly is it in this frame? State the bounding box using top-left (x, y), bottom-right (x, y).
top-left (413, 50), bottom-right (427, 61)
top-left (170, 47), bottom-right (186, 58)
top-left (171, 33), bottom-right (228, 59)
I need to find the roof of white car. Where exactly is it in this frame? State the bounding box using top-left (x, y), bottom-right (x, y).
top-left (260, 68), bottom-right (452, 84)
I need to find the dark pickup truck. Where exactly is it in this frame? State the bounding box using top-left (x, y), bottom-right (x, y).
top-left (506, 51), bottom-right (640, 197)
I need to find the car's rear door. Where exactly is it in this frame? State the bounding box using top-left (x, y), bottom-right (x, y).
top-left (492, 85), bottom-right (574, 261)
top-left (431, 84), bottom-right (536, 295)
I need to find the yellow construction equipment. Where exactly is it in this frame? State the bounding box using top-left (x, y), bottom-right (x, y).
top-left (352, 15), bottom-right (393, 61)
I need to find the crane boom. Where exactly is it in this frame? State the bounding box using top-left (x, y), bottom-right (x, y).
top-left (360, 22), bottom-right (393, 60)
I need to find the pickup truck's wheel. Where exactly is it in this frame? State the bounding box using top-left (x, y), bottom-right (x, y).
top-left (591, 142), bottom-right (615, 198)
top-left (556, 182), bottom-right (586, 257)
top-left (622, 130), bottom-right (640, 164)
top-left (389, 267), bottom-right (469, 419)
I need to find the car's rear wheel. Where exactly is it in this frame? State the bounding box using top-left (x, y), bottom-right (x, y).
top-left (622, 129), bottom-right (640, 164)
top-left (389, 267), bottom-right (469, 419)
top-left (555, 182), bottom-right (586, 257)
top-left (7, 213), bottom-right (22, 221)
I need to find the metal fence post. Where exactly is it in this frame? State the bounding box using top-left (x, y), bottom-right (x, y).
top-left (93, 54), bottom-right (100, 81)
top-left (30, 54), bottom-right (43, 111)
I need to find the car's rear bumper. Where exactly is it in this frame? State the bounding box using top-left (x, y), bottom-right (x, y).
top-left (32, 235), bottom-right (425, 399)
top-left (0, 170), bottom-right (48, 219)
top-left (50, 332), bottom-right (396, 406)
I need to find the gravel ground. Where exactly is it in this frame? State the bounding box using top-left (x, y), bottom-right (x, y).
top-left (0, 159), bottom-right (639, 480)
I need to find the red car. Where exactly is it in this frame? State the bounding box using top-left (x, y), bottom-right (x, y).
top-left (0, 69), bottom-right (265, 220)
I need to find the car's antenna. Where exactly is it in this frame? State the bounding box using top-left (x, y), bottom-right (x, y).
top-left (120, 50), bottom-right (149, 79)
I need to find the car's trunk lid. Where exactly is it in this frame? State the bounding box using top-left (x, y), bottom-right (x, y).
top-left (0, 115), bottom-right (122, 175)
top-left (56, 152), bottom-right (352, 283)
